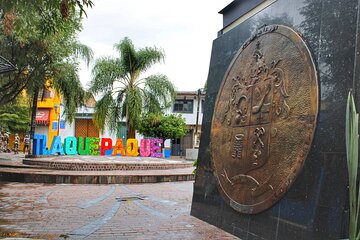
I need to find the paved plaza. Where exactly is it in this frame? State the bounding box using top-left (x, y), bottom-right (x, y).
top-left (0, 181), bottom-right (238, 240)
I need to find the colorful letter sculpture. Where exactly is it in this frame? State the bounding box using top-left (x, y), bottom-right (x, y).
top-left (112, 139), bottom-right (126, 156)
top-left (50, 136), bottom-right (64, 155)
top-left (33, 134), bottom-right (49, 155)
top-left (31, 135), bottom-right (168, 158)
top-left (78, 137), bottom-right (90, 155)
top-left (126, 139), bottom-right (139, 156)
top-left (100, 138), bottom-right (113, 156)
top-left (140, 139), bottom-right (151, 157)
top-left (89, 137), bottom-right (100, 155)
top-left (64, 137), bottom-right (77, 155)
top-left (150, 138), bottom-right (163, 158)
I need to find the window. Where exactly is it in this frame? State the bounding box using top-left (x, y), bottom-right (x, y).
top-left (173, 99), bottom-right (193, 113)
top-left (38, 89), bottom-right (53, 99)
top-left (201, 100), bottom-right (205, 113)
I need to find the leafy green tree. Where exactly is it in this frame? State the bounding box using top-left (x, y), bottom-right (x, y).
top-left (0, 1), bottom-right (93, 154)
top-left (89, 37), bottom-right (176, 138)
top-left (138, 113), bottom-right (188, 144)
top-left (1, 0), bottom-right (94, 34)
top-left (0, 97), bottom-right (30, 133)
top-left (0, 1), bottom-right (93, 123)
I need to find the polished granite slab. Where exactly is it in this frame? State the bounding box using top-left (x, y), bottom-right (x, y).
top-left (191, 0), bottom-right (358, 239)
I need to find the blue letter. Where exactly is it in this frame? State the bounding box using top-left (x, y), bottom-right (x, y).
top-left (50, 136), bottom-right (64, 155)
top-left (33, 134), bottom-right (49, 155)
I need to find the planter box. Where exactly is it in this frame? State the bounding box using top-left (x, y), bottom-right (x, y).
top-left (185, 149), bottom-right (198, 160)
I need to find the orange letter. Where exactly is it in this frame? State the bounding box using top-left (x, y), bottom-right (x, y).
top-left (112, 139), bottom-right (126, 156)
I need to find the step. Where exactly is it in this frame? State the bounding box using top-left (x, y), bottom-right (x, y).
top-left (0, 166), bottom-right (195, 184)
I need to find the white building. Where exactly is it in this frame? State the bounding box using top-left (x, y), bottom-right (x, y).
top-left (167, 90), bottom-right (206, 157)
top-left (59, 90), bottom-right (206, 158)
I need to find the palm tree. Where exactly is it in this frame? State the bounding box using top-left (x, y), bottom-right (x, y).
top-left (89, 37), bottom-right (176, 138)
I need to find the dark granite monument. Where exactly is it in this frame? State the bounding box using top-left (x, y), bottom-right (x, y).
top-left (191, 0), bottom-right (359, 239)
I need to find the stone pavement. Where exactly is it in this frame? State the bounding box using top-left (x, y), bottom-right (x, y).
top-left (0, 153), bottom-right (195, 184)
top-left (0, 181), bottom-right (239, 240)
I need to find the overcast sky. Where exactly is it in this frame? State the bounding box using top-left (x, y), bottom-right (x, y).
top-left (78, 0), bottom-right (232, 92)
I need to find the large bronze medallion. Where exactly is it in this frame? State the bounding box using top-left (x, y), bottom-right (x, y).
top-left (211, 25), bottom-right (318, 214)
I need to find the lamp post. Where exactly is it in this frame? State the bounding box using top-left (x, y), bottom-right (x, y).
top-left (54, 104), bottom-right (60, 136)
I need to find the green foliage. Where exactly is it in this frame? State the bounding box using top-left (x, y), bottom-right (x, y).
top-left (138, 113), bottom-right (188, 140)
top-left (144, 74), bottom-right (176, 113)
top-left (0, 1), bottom-right (93, 121)
top-left (0, 99), bottom-right (30, 133)
top-left (345, 91), bottom-right (360, 240)
top-left (0, 0), bottom-right (94, 40)
top-left (89, 37), bottom-right (175, 137)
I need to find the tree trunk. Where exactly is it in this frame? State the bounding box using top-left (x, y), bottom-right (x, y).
top-left (127, 125), bottom-right (136, 139)
top-left (125, 106), bottom-right (136, 139)
top-left (161, 139), bottom-right (165, 149)
top-left (29, 88), bottom-right (39, 155)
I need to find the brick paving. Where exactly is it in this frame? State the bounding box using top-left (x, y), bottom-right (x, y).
top-left (0, 181), bottom-right (239, 239)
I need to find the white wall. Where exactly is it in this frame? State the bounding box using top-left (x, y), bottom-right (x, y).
top-left (35, 126), bottom-right (48, 136)
top-left (60, 121), bottom-right (75, 140)
top-left (166, 94), bottom-right (205, 126)
top-left (100, 128), bottom-right (117, 143)
top-left (77, 106), bottom-right (95, 114)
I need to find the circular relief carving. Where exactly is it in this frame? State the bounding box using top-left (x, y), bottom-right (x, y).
top-left (210, 25), bottom-right (318, 214)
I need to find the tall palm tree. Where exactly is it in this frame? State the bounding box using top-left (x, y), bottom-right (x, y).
top-left (89, 37), bottom-right (175, 138)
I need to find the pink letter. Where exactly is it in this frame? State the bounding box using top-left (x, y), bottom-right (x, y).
top-left (140, 139), bottom-right (151, 157)
top-left (150, 138), bottom-right (163, 158)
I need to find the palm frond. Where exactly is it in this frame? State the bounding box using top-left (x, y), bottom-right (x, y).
top-left (114, 37), bottom-right (137, 75)
top-left (105, 105), bottom-right (118, 134)
top-left (53, 63), bottom-right (85, 123)
top-left (106, 90), bottom-right (126, 132)
top-left (90, 57), bottom-right (123, 93)
top-left (73, 41), bottom-right (94, 67)
top-left (125, 87), bottom-right (142, 129)
top-left (114, 90), bottom-right (127, 120)
top-left (94, 92), bottom-right (114, 132)
top-left (136, 46), bottom-right (165, 75)
top-left (143, 74), bottom-right (175, 114)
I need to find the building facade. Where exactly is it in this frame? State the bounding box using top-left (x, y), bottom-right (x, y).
top-left (34, 89), bottom-right (205, 157)
top-left (35, 92), bottom-right (117, 149)
top-left (168, 90), bottom-right (206, 157)
top-left (60, 96), bottom-right (117, 143)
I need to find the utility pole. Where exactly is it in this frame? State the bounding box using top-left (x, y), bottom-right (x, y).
top-left (194, 88), bottom-right (204, 148)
